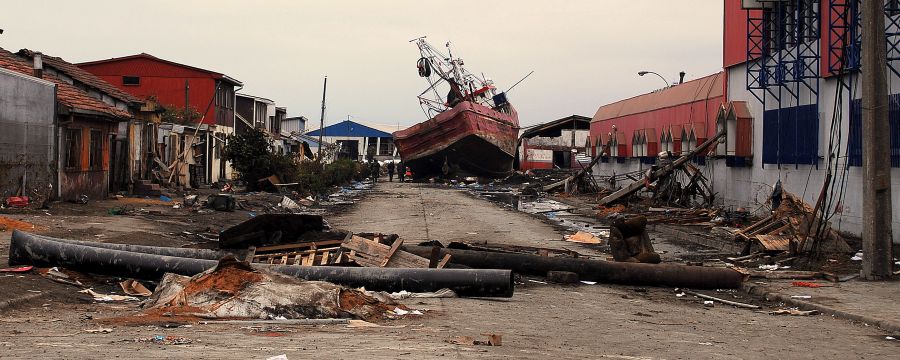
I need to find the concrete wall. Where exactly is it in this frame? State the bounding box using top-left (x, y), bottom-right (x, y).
top-left (0, 68), bottom-right (56, 198)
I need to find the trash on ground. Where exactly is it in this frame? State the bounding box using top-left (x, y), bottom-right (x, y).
top-left (134, 335), bottom-right (193, 345)
top-left (143, 257), bottom-right (393, 321)
top-left (446, 333), bottom-right (502, 346)
top-left (218, 213), bottom-right (324, 248)
top-left (766, 309), bottom-right (819, 316)
top-left (79, 289), bottom-right (139, 302)
top-left (119, 279), bottom-right (152, 297)
top-left (564, 231), bottom-right (603, 244)
top-left (0, 265), bottom-right (33, 273)
top-left (84, 327), bottom-right (113, 334)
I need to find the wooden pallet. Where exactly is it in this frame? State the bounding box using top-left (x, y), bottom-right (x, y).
top-left (248, 239), bottom-right (348, 266)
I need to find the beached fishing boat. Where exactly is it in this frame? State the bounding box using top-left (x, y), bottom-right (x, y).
top-left (393, 37), bottom-right (519, 178)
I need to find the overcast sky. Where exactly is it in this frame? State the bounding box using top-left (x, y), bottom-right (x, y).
top-left (0, 1), bottom-right (723, 130)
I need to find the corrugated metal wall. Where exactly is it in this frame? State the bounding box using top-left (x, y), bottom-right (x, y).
top-left (0, 69), bottom-right (56, 197)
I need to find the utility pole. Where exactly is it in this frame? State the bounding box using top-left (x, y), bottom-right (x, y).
top-left (317, 76), bottom-right (328, 162)
top-left (861, 0), bottom-right (894, 280)
top-left (180, 79), bottom-right (190, 187)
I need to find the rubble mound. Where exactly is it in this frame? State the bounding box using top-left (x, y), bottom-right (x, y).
top-left (144, 257), bottom-right (392, 321)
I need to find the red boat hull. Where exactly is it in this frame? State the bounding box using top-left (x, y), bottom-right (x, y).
top-left (393, 101), bottom-right (519, 178)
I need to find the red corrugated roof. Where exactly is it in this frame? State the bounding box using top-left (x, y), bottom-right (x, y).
top-left (77, 53), bottom-right (242, 85)
top-left (0, 47), bottom-right (131, 119)
top-left (592, 72), bottom-right (725, 122)
top-left (18, 49), bottom-right (142, 105)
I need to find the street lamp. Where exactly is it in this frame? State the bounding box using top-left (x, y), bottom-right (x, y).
top-left (637, 71), bottom-right (670, 88)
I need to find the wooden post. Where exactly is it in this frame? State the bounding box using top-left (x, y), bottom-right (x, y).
top-left (861, 0), bottom-right (894, 280)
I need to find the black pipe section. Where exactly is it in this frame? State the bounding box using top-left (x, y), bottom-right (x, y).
top-left (404, 245), bottom-right (743, 289)
top-left (9, 231), bottom-right (513, 297)
top-left (25, 232), bottom-right (243, 260)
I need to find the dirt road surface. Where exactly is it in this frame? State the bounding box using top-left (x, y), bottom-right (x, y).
top-left (0, 182), bottom-right (896, 359)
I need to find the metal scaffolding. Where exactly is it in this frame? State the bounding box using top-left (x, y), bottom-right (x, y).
top-left (828, 0), bottom-right (900, 77)
top-left (747, 0), bottom-right (820, 104)
top-left (746, 0), bottom-right (822, 167)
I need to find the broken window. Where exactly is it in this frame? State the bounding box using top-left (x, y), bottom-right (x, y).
top-left (64, 128), bottom-right (81, 169)
top-left (89, 129), bottom-right (103, 170)
top-left (122, 76), bottom-right (140, 86)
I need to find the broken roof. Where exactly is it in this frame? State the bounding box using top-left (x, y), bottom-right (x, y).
top-left (77, 53), bottom-right (243, 86)
top-left (17, 49), bottom-right (142, 105)
top-left (592, 72), bottom-right (724, 122)
top-left (521, 115), bottom-right (592, 139)
top-left (0, 47), bottom-right (132, 119)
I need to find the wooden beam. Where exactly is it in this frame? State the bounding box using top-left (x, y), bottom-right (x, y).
top-left (380, 239), bottom-right (404, 267)
top-left (598, 129), bottom-right (726, 206)
top-left (437, 254), bottom-right (452, 269)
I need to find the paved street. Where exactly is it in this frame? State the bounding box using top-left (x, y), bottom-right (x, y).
top-left (2, 182), bottom-right (894, 359)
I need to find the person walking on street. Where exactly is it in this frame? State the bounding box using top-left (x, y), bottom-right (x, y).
top-left (369, 159), bottom-right (379, 183)
top-left (387, 161), bottom-right (396, 182)
top-left (397, 161), bottom-right (405, 182)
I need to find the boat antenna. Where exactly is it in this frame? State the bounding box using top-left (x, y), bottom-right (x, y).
top-left (445, 41), bottom-right (453, 59)
top-left (506, 70), bottom-right (534, 94)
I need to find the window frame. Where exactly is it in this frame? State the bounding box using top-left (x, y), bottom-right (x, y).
top-left (122, 76), bottom-right (140, 86)
top-left (88, 129), bottom-right (103, 170)
top-left (64, 128), bottom-right (82, 170)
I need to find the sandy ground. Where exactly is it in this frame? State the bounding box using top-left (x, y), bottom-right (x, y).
top-left (0, 182), bottom-right (897, 359)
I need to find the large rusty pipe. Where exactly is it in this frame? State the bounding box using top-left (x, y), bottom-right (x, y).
top-left (9, 231), bottom-right (513, 297)
top-left (404, 245), bottom-right (743, 289)
top-left (27, 232), bottom-right (243, 260)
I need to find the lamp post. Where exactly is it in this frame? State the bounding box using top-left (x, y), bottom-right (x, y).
top-left (637, 71), bottom-right (670, 88)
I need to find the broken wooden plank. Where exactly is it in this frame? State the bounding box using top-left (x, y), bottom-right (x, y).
top-left (380, 239), bottom-right (404, 267)
top-left (681, 290), bottom-right (760, 309)
top-left (744, 270), bottom-right (822, 279)
top-left (342, 235), bottom-right (429, 268)
top-left (754, 234), bottom-right (793, 251)
top-left (598, 129), bottom-right (726, 206)
top-left (437, 254), bottom-right (452, 269)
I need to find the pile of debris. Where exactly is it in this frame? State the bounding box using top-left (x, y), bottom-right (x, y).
top-left (144, 257), bottom-right (392, 321)
top-left (731, 191), bottom-right (850, 255)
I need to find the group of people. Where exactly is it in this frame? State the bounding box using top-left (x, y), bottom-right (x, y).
top-left (368, 159), bottom-right (410, 183)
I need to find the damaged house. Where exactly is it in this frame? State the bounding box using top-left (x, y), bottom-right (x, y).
top-left (77, 53), bottom-right (241, 187)
top-left (0, 56), bottom-right (55, 203)
top-left (235, 93), bottom-right (287, 154)
top-left (518, 115), bottom-right (591, 170)
top-left (0, 48), bottom-right (155, 201)
top-left (281, 116), bottom-right (321, 159)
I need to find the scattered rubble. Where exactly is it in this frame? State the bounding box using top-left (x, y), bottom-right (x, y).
top-left (144, 257), bottom-right (393, 321)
